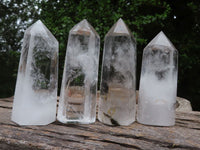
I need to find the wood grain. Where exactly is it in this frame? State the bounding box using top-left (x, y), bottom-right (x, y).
top-left (0, 97), bottom-right (199, 150)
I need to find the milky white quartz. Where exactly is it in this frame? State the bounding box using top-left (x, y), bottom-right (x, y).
top-left (11, 20), bottom-right (58, 125)
top-left (137, 31), bottom-right (178, 126)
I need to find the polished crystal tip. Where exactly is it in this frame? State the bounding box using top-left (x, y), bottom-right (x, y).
top-left (26, 20), bottom-right (58, 43)
top-left (146, 31), bottom-right (176, 50)
top-left (70, 19), bottom-right (99, 37)
top-left (106, 18), bottom-right (133, 36)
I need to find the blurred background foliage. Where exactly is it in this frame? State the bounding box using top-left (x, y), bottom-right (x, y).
top-left (0, 0), bottom-right (199, 110)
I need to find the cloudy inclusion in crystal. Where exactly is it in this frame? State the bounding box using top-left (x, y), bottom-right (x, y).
top-left (98, 19), bottom-right (137, 126)
top-left (137, 31), bottom-right (178, 126)
top-left (57, 19), bottom-right (100, 124)
top-left (11, 20), bottom-right (58, 125)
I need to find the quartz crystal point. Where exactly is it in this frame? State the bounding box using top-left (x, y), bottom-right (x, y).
top-left (137, 31), bottom-right (178, 126)
top-left (11, 20), bottom-right (58, 125)
top-left (57, 19), bottom-right (100, 124)
top-left (98, 18), bottom-right (137, 126)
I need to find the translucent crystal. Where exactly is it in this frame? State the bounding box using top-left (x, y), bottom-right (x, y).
top-left (11, 20), bottom-right (58, 125)
top-left (98, 18), bottom-right (137, 126)
top-left (137, 31), bottom-right (178, 126)
top-left (57, 19), bottom-right (100, 124)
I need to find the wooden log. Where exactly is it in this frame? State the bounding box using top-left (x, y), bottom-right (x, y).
top-left (0, 97), bottom-right (199, 150)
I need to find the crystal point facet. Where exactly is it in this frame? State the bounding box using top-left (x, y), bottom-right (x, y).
top-left (137, 31), bottom-right (178, 126)
top-left (57, 19), bottom-right (100, 124)
top-left (98, 19), bottom-right (137, 126)
top-left (11, 20), bottom-right (58, 125)
top-left (70, 19), bottom-right (99, 37)
top-left (147, 31), bottom-right (176, 49)
top-left (107, 18), bottom-right (132, 35)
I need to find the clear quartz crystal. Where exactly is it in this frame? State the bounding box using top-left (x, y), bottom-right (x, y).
top-left (98, 18), bottom-right (137, 126)
top-left (137, 31), bottom-right (178, 126)
top-left (57, 19), bottom-right (100, 124)
top-left (11, 20), bottom-right (58, 125)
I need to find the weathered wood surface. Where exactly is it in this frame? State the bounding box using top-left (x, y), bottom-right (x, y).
top-left (0, 97), bottom-right (200, 150)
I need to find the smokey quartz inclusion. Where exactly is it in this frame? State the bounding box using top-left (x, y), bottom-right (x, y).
top-left (98, 19), bottom-right (137, 126)
top-left (137, 31), bottom-right (178, 126)
top-left (57, 19), bottom-right (100, 124)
